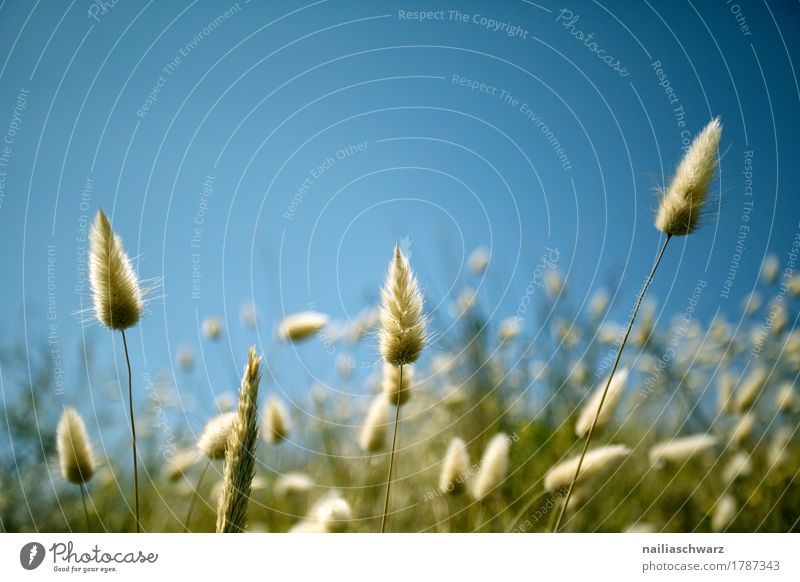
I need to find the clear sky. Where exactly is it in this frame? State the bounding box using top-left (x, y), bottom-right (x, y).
top-left (0, 0), bottom-right (798, 427)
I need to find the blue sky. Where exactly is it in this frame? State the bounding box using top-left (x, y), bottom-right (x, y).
top-left (0, 0), bottom-right (798, 424)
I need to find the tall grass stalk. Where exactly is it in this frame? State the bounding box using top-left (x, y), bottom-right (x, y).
top-left (381, 364), bottom-right (403, 533)
top-left (376, 243), bottom-right (427, 532)
top-left (88, 209), bottom-right (145, 532)
top-left (120, 329), bottom-right (140, 532)
top-left (553, 234), bottom-right (671, 531)
top-left (80, 484), bottom-right (91, 532)
top-left (184, 461), bottom-right (210, 532)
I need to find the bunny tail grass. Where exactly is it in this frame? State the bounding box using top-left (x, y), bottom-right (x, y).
top-left (553, 235), bottom-right (671, 532)
top-left (56, 407), bottom-right (95, 485)
top-left (88, 208), bottom-right (143, 330)
top-left (378, 244), bottom-right (427, 367)
top-left (216, 346), bottom-right (261, 533)
top-left (655, 118), bottom-right (722, 236)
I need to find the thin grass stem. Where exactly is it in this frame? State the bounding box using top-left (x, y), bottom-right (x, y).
top-left (380, 364), bottom-right (402, 533)
top-left (553, 235), bottom-right (671, 532)
top-left (184, 461), bottom-right (210, 532)
top-left (80, 484), bottom-right (91, 532)
top-left (121, 329), bottom-right (140, 533)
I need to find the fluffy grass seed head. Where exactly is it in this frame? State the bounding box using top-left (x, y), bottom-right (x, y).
top-left (733, 367), bottom-right (768, 412)
top-left (544, 269), bottom-right (565, 299)
top-left (498, 317), bottom-right (521, 344)
top-left (216, 346), bottom-right (261, 533)
top-left (544, 444), bottom-right (630, 492)
top-left (439, 437), bottom-right (470, 494)
top-left (468, 246), bottom-right (490, 274)
top-left (742, 291), bottom-right (763, 316)
top-left (378, 244), bottom-right (427, 366)
top-left (278, 311), bottom-right (329, 342)
top-left (197, 412), bottom-right (237, 461)
top-left (768, 426), bottom-right (793, 468)
top-left (655, 118), bottom-right (722, 236)
top-left (718, 371), bottom-right (736, 413)
top-left (712, 494), bottom-right (737, 532)
top-left (648, 434), bottom-right (717, 468)
top-left (314, 494), bottom-right (352, 533)
top-left (263, 396), bottom-right (291, 443)
top-left (588, 289), bottom-right (610, 319)
top-left (776, 382), bottom-right (797, 413)
top-left (722, 451), bottom-right (752, 484)
top-left (359, 395), bottom-right (389, 452)
top-left (761, 254), bottom-right (780, 285)
top-left (165, 450), bottom-right (200, 482)
top-left (176, 345), bottom-right (194, 371)
top-left (88, 209), bottom-right (143, 330)
top-left (274, 472), bottom-right (313, 498)
top-left (57, 407), bottom-right (95, 485)
top-left (382, 362), bottom-right (414, 407)
top-left (470, 433), bottom-right (511, 500)
top-left (575, 368), bottom-right (628, 438)
top-left (202, 316), bottom-right (222, 340)
top-left (730, 412), bottom-right (756, 447)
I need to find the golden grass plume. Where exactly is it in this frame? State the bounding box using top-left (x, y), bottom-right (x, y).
top-left (57, 407), bottom-right (95, 485)
top-left (88, 209), bottom-right (143, 330)
top-left (216, 346), bottom-right (261, 533)
top-left (655, 118), bottom-right (722, 236)
top-left (378, 244), bottom-right (427, 366)
top-left (544, 444), bottom-right (630, 492)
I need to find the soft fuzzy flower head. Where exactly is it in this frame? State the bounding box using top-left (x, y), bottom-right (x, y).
top-left (382, 362), bottom-right (414, 407)
top-left (648, 434), bottom-right (717, 468)
top-left (733, 367), bottom-right (768, 413)
top-left (165, 449), bottom-right (199, 482)
top-left (544, 269), bottom-right (565, 298)
top-left (575, 368), bottom-right (628, 438)
top-left (263, 396), bottom-right (291, 443)
top-left (655, 118), bottom-right (722, 236)
top-left (761, 254), bottom-right (780, 285)
top-left (359, 395), bottom-right (389, 453)
top-left (314, 495), bottom-right (352, 533)
top-left (240, 303), bottom-right (259, 329)
top-left (274, 472), bottom-right (313, 498)
top-left (57, 407), bottom-right (95, 485)
top-left (730, 413), bottom-right (756, 447)
top-left (588, 288), bottom-right (610, 319)
top-left (776, 382), bottom-right (797, 413)
top-left (378, 244), bottom-right (427, 366)
top-left (176, 345), bottom-right (194, 371)
top-left (498, 317), bottom-right (521, 344)
top-left (216, 346), bottom-right (261, 533)
top-left (742, 291), bottom-right (762, 317)
top-left (717, 371), bottom-right (736, 413)
top-left (197, 412), bottom-right (237, 460)
top-left (470, 433), bottom-right (511, 500)
top-left (544, 444), bottom-right (630, 492)
top-left (712, 494), bottom-right (737, 532)
top-left (202, 316), bottom-right (222, 340)
top-left (722, 451), bottom-right (752, 484)
top-left (278, 311), bottom-right (328, 342)
top-left (768, 426), bottom-right (792, 469)
top-left (439, 437), bottom-right (470, 494)
top-left (468, 246), bottom-right (490, 274)
top-left (88, 209), bottom-right (143, 330)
